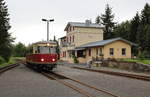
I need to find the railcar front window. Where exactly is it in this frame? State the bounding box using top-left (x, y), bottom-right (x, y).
top-left (50, 47), bottom-right (56, 54)
top-left (38, 46), bottom-right (56, 54)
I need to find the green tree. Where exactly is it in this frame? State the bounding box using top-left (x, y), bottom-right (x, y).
top-left (137, 3), bottom-right (150, 52)
top-left (13, 42), bottom-right (26, 57)
top-left (53, 36), bottom-right (60, 59)
top-left (114, 21), bottom-right (131, 40)
top-left (101, 4), bottom-right (116, 39)
top-left (25, 44), bottom-right (33, 54)
top-left (141, 3), bottom-right (150, 25)
top-left (113, 3), bottom-right (150, 58)
top-left (95, 15), bottom-right (101, 24)
top-left (129, 12), bottom-right (140, 43)
top-left (0, 56), bottom-right (5, 64)
top-left (53, 36), bottom-right (56, 41)
top-left (0, 0), bottom-right (14, 61)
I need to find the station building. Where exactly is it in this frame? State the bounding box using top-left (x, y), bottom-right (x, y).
top-left (59, 20), bottom-right (135, 63)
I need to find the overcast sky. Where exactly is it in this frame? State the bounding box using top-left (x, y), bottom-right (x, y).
top-left (6, 0), bottom-right (150, 45)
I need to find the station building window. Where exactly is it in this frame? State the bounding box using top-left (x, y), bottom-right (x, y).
top-left (63, 51), bottom-right (67, 57)
top-left (110, 48), bottom-right (114, 56)
top-left (70, 26), bottom-right (71, 32)
top-left (96, 48), bottom-right (98, 56)
top-left (62, 52), bottom-right (64, 57)
top-left (65, 51), bottom-right (67, 57)
top-left (70, 36), bottom-right (71, 43)
top-left (89, 49), bottom-right (91, 56)
top-left (122, 48), bottom-right (126, 56)
top-left (63, 52), bottom-right (65, 57)
top-left (77, 50), bottom-right (85, 58)
top-left (99, 48), bottom-right (102, 55)
top-left (73, 35), bottom-right (74, 42)
top-left (66, 37), bottom-right (68, 43)
top-left (72, 26), bottom-right (75, 31)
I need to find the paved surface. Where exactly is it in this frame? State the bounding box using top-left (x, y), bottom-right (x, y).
top-left (0, 64), bottom-right (83, 97)
top-left (57, 65), bottom-right (150, 97)
top-left (58, 62), bottom-right (150, 77)
top-left (1, 63), bottom-right (150, 97)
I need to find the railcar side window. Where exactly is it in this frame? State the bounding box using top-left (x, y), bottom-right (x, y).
top-left (38, 46), bottom-right (40, 53)
top-left (34, 46), bottom-right (38, 54)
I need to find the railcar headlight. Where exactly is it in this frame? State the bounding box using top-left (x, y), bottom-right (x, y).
top-left (41, 58), bottom-right (44, 62)
top-left (52, 58), bottom-right (55, 62)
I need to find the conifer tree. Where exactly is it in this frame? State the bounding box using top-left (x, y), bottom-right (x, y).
top-left (113, 21), bottom-right (131, 40)
top-left (141, 3), bottom-right (150, 25)
top-left (53, 36), bottom-right (60, 59)
top-left (13, 42), bottom-right (26, 57)
top-left (0, 0), bottom-right (13, 61)
top-left (129, 12), bottom-right (140, 43)
top-left (137, 3), bottom-right (150, 52)
top-left (101, 4), bottom-right (115, 39)
top-left (95, 15), bottom-right (101, 24)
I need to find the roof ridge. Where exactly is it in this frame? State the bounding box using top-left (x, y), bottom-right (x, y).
top-left (64, 22), bottom-right (102, 31)
top-left (78, 37), bottom-right (136, 48)
top-left (68, 22), bottom-right (100, 25)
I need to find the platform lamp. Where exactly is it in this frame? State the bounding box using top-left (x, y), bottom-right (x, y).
top-left (42, 18), bottom-right (54, 41)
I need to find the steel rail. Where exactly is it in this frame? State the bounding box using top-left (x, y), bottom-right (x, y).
top-left (54, 72), bottom-right (121, 97)
top-left (72, 66), bottom-right (150, 82)
top-left (42, 72), bottom-right (96, 97)
top-left (0, 64), bottom-right (19, 74)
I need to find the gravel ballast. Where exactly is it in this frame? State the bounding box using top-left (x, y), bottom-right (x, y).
top-left (0, 64), bottom-right (84, 97)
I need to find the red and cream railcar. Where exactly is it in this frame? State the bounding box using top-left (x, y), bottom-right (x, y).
top-left (26, 41), bottom-right (58, 71)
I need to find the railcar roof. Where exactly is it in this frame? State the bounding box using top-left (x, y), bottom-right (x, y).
top-left (32, 41), bottom-right (57, 45)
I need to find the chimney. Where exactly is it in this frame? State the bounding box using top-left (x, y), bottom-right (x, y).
top-left (85, 19), bottom-right (92, 26)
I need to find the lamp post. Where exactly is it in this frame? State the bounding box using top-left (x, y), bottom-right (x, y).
top-left (42, 18), bottom-right (54, 41)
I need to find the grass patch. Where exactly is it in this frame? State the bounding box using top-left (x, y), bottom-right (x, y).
top-left (0, 57), bottom-right (25, 68)
top-left (120, 59), bottom-right (150, 65)
top-left (12, 57), bottom-right (25, 61)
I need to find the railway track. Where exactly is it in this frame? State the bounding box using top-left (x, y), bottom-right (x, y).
top-left (42, 71), bottom-right (121, 97)
top-left (0, 64), bottom-right (19, 74)
top-left (72, 66), bottom-right (150, 82)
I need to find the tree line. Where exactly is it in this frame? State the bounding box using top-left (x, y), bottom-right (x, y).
top-left (0, 0), bottom-right (149, 64)
top-left (0, 0), bottom-right (30, 63)
top-left (95, 3), bottom-right (150, 58)
top-left (0, 0), bottom-right (14, 63)
top-left (0, 0), bottom-right (60, 64)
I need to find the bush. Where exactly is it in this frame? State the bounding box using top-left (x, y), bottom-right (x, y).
top-left (13, 42), bottom-right (26, 57)
top-left (0, 44), bottom-right (12, 62)
top-left (0, 56), bottom-right (6, 64)
top-left (72, 54), bottom-right (79, 63)
top-left (138, 50), bottom-right (150, 59)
